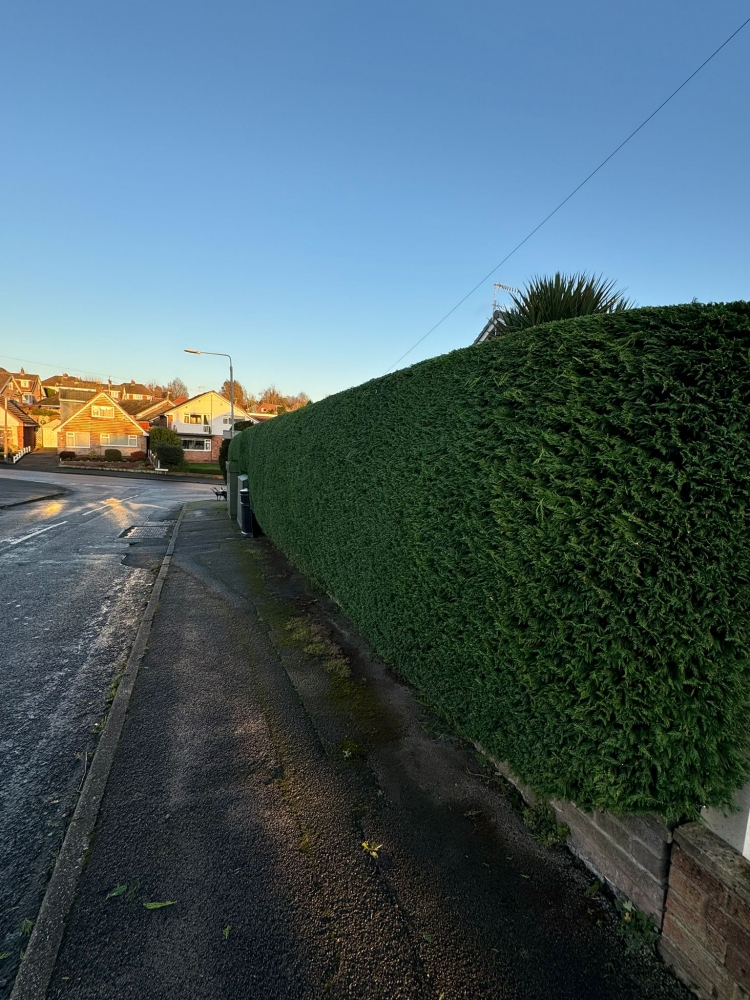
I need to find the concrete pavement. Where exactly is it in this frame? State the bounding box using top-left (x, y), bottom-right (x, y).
top-left (0, 470), bottom-right (211, 998)
top-left (37, 503), bottom-right (689, 999)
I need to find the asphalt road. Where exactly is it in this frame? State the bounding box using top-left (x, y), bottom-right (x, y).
top-left (0, 468), bottom-right (211, 997)
top-left (45, 505), bottom-right (690, 999)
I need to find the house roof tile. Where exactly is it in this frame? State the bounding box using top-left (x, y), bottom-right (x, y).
top-left (0, 398), bottom-right (39, 426)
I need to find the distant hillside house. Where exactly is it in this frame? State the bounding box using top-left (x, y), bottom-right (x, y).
top-left (112, 380), bottom-right (155, 401)
top-left (56, 391), bottom-right (146, 456)
top-left (162, 391), bottom-right (252, 462)
top-left (43, 374), bottom-right (103, 398)
top-left (0, 368), bottom-right (44, 405)
top-left (42, 374), bottom-right (156, 403)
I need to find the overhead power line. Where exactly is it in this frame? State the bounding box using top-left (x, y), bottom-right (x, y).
top-left (385, 15), bottom-right (750, 373)
top-left (0, 352), bottom-right (132, 384)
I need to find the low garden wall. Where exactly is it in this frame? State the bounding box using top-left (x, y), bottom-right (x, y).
top-left (660, 822), bottom-right (750, 999)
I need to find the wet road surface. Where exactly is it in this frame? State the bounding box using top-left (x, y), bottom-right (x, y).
top-left (0, 469), bottom-right (210, 996)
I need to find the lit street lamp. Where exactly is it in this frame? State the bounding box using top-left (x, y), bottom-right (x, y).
top-left (184, 349), bottom-right (235, 439)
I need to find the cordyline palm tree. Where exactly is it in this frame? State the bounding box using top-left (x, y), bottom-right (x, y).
top-left (484, 272), bottom-right (633, 340)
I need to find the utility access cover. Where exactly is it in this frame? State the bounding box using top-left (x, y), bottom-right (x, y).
top-left (120, 525), bottom-right (171, 539)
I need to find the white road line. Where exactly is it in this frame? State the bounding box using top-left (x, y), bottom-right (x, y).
top-left (7, 521), bottom-right (68, 546)
top-left (82, 493), bottom-right (144, 516)
top-left (82, 503), bottom-right (113, 516)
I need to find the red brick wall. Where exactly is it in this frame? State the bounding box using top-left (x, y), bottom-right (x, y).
top-left (481, 751), bottom-right (673, 929)
top-left (660, 823), bottom-right (750, 1000)
top-left (180, 436), bottom-right (223, 462)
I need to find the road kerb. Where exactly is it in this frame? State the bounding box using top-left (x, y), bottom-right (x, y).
top-left (10, 505), bottom-right (187, 1000)
top-left (0, 490), bottom-right (68, 509)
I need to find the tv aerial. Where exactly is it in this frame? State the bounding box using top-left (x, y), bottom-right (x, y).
top-left (492, 282), bottom-right (519, 315)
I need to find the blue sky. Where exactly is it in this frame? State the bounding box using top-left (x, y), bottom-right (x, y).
top-left (0, 1), bottom-right (748, 401)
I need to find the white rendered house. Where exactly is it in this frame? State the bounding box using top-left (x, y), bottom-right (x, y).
top-left (162, 391), bottom-right (253, 461)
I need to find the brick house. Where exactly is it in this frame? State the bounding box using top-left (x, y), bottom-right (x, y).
top-left (42, 374), bottom-right (102, 398)
top-left (0, 368), bottom-right (44, 405)
top-left (56, 391), bottom-right (146, 456)
top-left (0, 398), bottom-right (39, 453)
top-left (112, 380), bottom-right (155, 401)
top-left (42, 375), bottom-right (156, 403)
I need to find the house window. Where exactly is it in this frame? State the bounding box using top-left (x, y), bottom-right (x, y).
top-left (181, 438), bottom-right (211, 451)
top-left (223, 417), bottom-right (230, 424)
top-left (23, 394), bottom-right (34, 404)
top-left (20, 380), bottom-right (29, 387)
top-left (101, 434), bottom-right (141, 447)
top-left (92, 405), bottom-right (114, 419)
top-left (66, 432), bottom-right (90, 448)
top-left (186, 412), bottom-right (206, 424)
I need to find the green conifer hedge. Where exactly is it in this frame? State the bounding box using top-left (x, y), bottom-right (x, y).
top-left (229, 303), bottom-right (750, 819)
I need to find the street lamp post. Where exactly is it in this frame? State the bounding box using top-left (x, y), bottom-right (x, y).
top-left (184, 349), bottom-right (235, 439)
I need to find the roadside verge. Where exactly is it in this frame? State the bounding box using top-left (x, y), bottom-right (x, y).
top-left (9, 507), bottom-right (186, 1000)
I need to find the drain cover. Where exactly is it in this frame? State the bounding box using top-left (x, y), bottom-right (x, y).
top-left (121, 525), bottom-right (170, 539)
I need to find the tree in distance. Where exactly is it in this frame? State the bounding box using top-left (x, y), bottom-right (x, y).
top-left (219, 379), bottom-right (252, 410)
top-left (488, 272), bottom-right (633, 337)
top-left (255, 386), bottom-right (311, 414)
top-left (166, 377), bottom-right (189, 399)
top-left (214, 382), bottom-right (312, 414)
top-left (258, 385), bottom-right (285, 412)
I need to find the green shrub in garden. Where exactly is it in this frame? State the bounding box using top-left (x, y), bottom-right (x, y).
top-left (154, 443), bottom-right (184, 467)
top-left (149, 425), bottom-right (181, 449)
top-left (229, 302), bottom-right (750, 820)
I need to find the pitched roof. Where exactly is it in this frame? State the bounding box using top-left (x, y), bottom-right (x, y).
top-left (60, 388), bottom-right (98, 402)
top-left (118, 399), bottom-right (150, 415)
top-left (162, 390), bottom-right (250, 417)
top-left (30, 394), bottom-right (60, 409)
top-left (7, 369), bottom-right (42, 384)
top-left (42, 374), bottom-right (102, 390)
top-left (127, 397), bottom-right (174, 420)
top-left (473, 312), bottom-right (503, 345)
top-left (57, 391), bottom-right (145, 433)
top-left (113, 381), bottom-right (154, 396)
top-left (0, 398), bottom-right (39, 427)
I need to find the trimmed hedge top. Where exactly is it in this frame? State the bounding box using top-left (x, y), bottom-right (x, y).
top-left (230, 303), bottom-right (750, 820)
